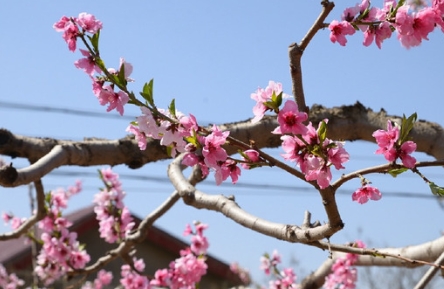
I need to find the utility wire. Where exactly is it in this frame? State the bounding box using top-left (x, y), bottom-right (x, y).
top-left (0, 100), bottom-right (137, 121)
top-left (46, 170), bottom-right (442, 200)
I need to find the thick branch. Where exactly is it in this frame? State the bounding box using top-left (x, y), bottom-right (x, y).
top-left (168, 155), bottom-right (343, 243)
top-left (2, 103), bottom-right (444, 187)
top-left (300, 235), bottom-right (444, 289)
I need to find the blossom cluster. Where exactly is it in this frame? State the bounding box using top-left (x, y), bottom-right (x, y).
top-left (81, 270), bottom-right (113, 289)
top-left (329, 0), bottom-right (444, 49)
top-left (34, 181), bottom-right (91, 285)
top-left (373, 120), bottom-right (417, 168)
top-left (324, 241), bottom-right (365, 289)
top-left (260, 250), bottom-right (297, 289)
top-left (54, 13), bottom-right (131, 116)
top-left (0, 263), bottom-right (24, 289)
top-left (119, 222), bottom-right (209, 289)
top-left (93, 168), bottom-right (135, 243)
top-left (53, 13), bottom-right (102, 52)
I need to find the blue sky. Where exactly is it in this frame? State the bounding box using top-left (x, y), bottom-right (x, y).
top-left (1, 1), bottom-right (444, 286)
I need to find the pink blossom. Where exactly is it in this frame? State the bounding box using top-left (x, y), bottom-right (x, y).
top-left (324, 258), bottom-right (357, 289)
top-left (260, 250), bottom-right (281, 275)
top-left (109, 58), bottom-right (134, 82)
top-left (183, 224), bottom-right (193, 236)
top-left (126, 124), bottom-right (147, 150)
top-left (97, 85), bottom-right (129, 116)
top-left (272, 100), bottom-right (308, 135)
top-left (136, 107), bottom-right (162, 140)
top-left (62, 22), bottom-right (80, 52)
top-left (399, 140), bottom-right (417, 168)
top-left (214, 159), bottom-right (241, 185)
top-left (328, 141), bottom-right (349, 170)
top-left (373, 120), bottom-right (399, 157)
top-left (75, 13), bottom-right (102, 34)
top-left (280, 135), bottom-right (304, 163)
top-left (434, 0), bottom-right (444, 31)
top-left (303, 155), bottom-right (332, 189)
top-left (10, 216), bottom-right (25, 230)
top-left (202, 125), bottom-right (229, 168)
top-left (352, 185), bottom-right (382, 204)
top-left (120, 258), bottom-right (150, 289)
top-left (93, 270), bottom-right (113, 289)
top-left (373, 120), bottom-right (417, 167)
top-left (0, 264), bottom-right (24, 289)
top-left (251, 81), bottom-right (288, 123)
top-left (53, 16), bottom-right (71, 32)
top-left (363, 22), bottom-right (393, 49)
top-left (341, 5), bottom-right (360, 22)
top-left (1, 212), bottom-right (12, 224)
top-left (75, 49), bottom-right (101, 75)
top-left (241, 149), bottom-right (260, 169)
top-left (70, 250), bottom-right (91, 269)
top-left (396, 6), bottom-right (437, 48)
top-left (150, 269), bottom-right (171, 287)
top-left (190, 234), bottom-right (209, 255)
top-left (94, 168), bottom-right (134, 243)
top-left (329, 20), bottom-right (356, 46)
top-left (53, 16), bottom-right (79, 52)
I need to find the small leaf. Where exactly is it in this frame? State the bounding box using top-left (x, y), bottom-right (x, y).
top-left (88, 30), bottom-right (100, 53)
top-left (168, 99), bottom-right (177, 118)
top-left (317, 121), bottom-right (327, 143)
top-left (429, 182), bottom-right (444, 197)
top-left (263, 100), bottom-right (278, 111)
top-left (140, 79), bottom-right (154, 106)
top-left (166, 145), bottom-right (173, 157)
top-left (387, 168), bottom-right (408, 178)
top-left (117, 62), bottom-right (127, 86)
top-left (399, 112), bottom-right (417, 144)
top-left (109, 74), bottom-right (122, 87)
top-left (275, 92), bottom-right (283, 108)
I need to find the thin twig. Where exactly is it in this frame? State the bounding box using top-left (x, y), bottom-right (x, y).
top-left (414, 250), bottom-right (444, 289)
top-left (288, 1), bottom-right (335, 115)
top-left (0, 179), bottom-right (46, 240)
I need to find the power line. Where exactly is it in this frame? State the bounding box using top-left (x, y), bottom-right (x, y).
top-left (0, 100), bottom-right (136, 121)
top-left (44, 169), bottom-right (442, 200)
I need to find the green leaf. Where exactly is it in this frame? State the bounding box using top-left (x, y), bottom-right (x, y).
top-left (140, 79), bottom-right (154, 106)
top-left (275, 91), bottom-right (283, 108)
top-left (263, 100), bottom-right (278, 111)
top-left (317, 121), bottom-right (327, 143)
top-left (399, 112), bottom-right (417, 144)
top-left (117, 62), bottom-right (127, 86)
top-left (168, 98), bottom-right (176, 118)
top-left (387, 168), bottom-right (408, 177)
top-left (166, 145), bottom-right (173, 157)
top-left (429, 182), bottom-right (444, 197)
top-left (94, 58), bottom-right (106, 72)
top-left (88, 30), bottom-right (100, 53)
top-left (109, 74), bottom-right (122, 88)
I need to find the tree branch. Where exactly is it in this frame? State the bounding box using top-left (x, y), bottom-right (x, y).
top-left (289, 1), bottom-right (335, 114)
top-left (168, 154), bottom-right (344, 243)
top-left (2, 103), bottom-right (444, 187)
top-left (300, 235), bottom-right (444, 289)
top-left (414, 250), bottom-right (444, 289)
top-left (0, 179), bottom-right (46, 240)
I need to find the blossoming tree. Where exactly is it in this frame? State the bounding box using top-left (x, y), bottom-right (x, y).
top-left (1, 1), bottom-right (444, 288)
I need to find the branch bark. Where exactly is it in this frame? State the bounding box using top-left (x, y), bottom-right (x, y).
top-left (168, 154), bottom-right (343, 243)
top-left (300, 235), bottom-right (444, 289)
top-left (2, 102), bottom-right (444, 187)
